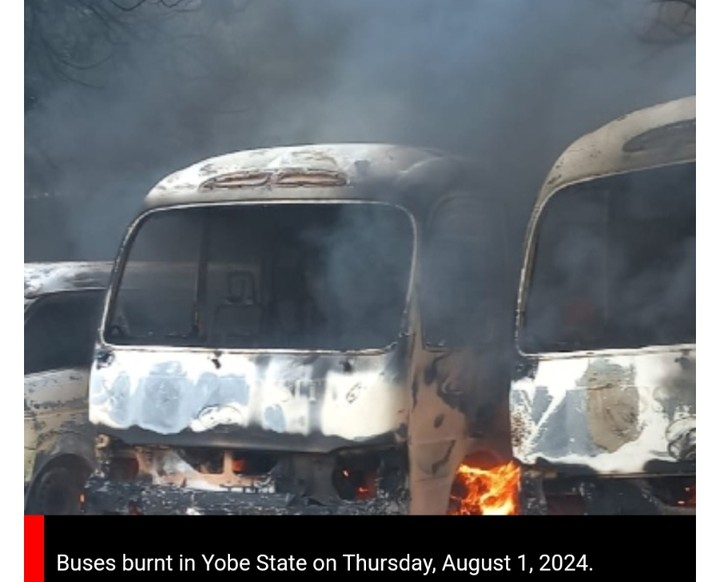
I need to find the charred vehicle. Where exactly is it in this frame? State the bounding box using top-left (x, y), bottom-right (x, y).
top-left (511, 96), bottom-right (695, 514)
top-left (24, 262), bottom-right (112, 514)
top-left (83, 144), bottom-right (514, 515)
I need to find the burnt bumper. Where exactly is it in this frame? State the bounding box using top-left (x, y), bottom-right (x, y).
top-left (82, 477), bottom-right (408, 516)
top-left (519, 471), bottom-right (696, 516)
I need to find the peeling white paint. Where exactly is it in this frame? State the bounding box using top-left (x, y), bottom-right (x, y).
top-left (89, 349), bottom-right (406, 441)
top-left (511, 349), bottom-right (695, 474)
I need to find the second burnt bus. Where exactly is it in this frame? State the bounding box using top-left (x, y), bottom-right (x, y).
top-left (510, 97), bottom-right (696, 514)
top-left (84, 143), bottom-right (514, 515)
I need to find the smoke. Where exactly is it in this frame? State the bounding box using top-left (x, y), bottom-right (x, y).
top-left (296, 204), bottom-right (414, 350)
top-left (25, 0), bottom-right (695, 261)
top-left (109, 203), bottom-right (414, 350)
top-left (521, 162), bottom-right (696, 352)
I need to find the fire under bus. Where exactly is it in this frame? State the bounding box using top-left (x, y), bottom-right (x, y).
top-left (82, 144), bottom-right (517, 515)
top-left (510, 96), bottom-right (696, 515)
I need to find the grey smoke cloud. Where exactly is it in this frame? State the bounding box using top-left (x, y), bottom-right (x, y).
top-left (25, 0), bottom-right (695, 261)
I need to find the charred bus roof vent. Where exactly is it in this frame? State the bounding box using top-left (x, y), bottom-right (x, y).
top-left (623, 119), bottom-right (695, 153)
top-left (200, 172), bottom-right (271, 190)
top-left (274, 169), bottom-right (347, 187)
top-left (199, 169), bottom-right (347, 191)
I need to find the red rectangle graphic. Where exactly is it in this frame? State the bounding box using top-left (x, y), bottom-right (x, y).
top-left (25, 515), bottom-right (44, 582)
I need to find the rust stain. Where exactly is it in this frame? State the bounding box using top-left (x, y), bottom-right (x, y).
top-left (580, 359), bottom-right (640, 452)
top-left (510, 410), bottom-right (532, 450)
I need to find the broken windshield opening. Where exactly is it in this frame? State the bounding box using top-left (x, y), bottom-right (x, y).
top-left (106, 203), bottom-right (414, 351)
top-left (520, 162), bottom-right (695, 353)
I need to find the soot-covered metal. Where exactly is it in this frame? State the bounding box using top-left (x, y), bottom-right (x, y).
top-left (509, 97), bottom-right (696, 515)
top-left (84, 144), bottom-right (514, 515)
top-left (24, 262), bottom-right (114, 515)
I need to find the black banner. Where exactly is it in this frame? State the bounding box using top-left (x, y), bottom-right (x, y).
top-left (43, 516), bottom-right (695, 580)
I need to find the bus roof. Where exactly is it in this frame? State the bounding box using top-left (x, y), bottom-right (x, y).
top-left (534, 95), bottom-right (695, 211)
top-left (24, 261), bottom-right (114, 300)
top-left (142, 143), bottom-right (473, 211)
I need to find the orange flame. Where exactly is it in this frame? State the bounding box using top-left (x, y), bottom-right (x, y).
top-left (449, 460), bottom-right (521, 515)
top-left (356, 485), bottom-right (372, 499)
top-left (678, 484), bottom-right (695, 507)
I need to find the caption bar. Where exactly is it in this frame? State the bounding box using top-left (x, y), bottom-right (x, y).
top-left (31, 515), bottom-right (694, 580)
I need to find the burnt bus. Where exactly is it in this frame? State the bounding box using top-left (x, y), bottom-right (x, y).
top-left (511, 96), bottom-right (696, 514)
top-left (83, 144), bottom-right (514, 515)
